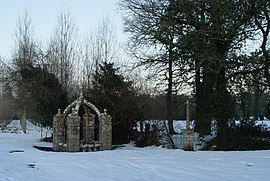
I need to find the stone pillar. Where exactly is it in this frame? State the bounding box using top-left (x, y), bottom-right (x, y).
top-left (183, 129), bottom-right (194, 151)
top-left (66, 115), bottom-right (80, 152)
top-left (186, 100), bottom-right (191, 130)
top-left (53, 113), bottom-right (65, 152)
top-left (83, 113), bottom-right (95, 144)
top-left (99, 110), bottom-right (112, 150)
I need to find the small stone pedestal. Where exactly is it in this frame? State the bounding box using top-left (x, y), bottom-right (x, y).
top-left (183, 129), bottom-right (194, 151)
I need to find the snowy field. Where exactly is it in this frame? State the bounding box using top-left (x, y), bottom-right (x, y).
top-left (1, 120), bottom-right (270, 181)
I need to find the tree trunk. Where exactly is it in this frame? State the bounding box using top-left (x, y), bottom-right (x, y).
top-left (254, 88), bottom-right (260, 119)
top-left (167, 46), bottom-right (175, 135)
top-left (256, 9), bottom-right (270, 83)
top-left (216, 67), bottom-right (231, 149)
top-left (195, 63), bottom-right (212, 136)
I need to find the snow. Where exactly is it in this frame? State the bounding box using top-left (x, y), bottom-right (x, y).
top-left (1, 121), bottom-right (270, 181)
top-left (255, 119), bottom-right (270, 130)
top-left (5, 119), bottom-right (47, 132)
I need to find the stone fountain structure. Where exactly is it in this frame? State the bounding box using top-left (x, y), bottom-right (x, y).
top-left (53, 95), bottom-right (112, 152)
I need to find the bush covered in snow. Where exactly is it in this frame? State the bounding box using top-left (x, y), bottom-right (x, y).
top-left (202, 118), bottom-right (270, 151)
top-left (132, 120), bottom-right (165, 147)
top-left (133, 119), bottom-right (270, 151)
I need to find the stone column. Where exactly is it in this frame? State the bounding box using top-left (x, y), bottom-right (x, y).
top-left (66, 115), bottom-right (80, 152)
top-left (83, 113), bottom-right (95, 144)
top-left (99, 110), bottom-right (112, 150)
top-left (53, 113), bottom-right (65, 152)
top-left (183, 129), bottom-right (194, 151)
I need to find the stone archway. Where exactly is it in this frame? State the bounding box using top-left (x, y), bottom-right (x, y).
top-left (53, 95), bottom-right (112, 152)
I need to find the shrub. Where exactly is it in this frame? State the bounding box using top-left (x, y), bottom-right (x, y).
top-left (202, 119), bottom-right (270, 150)
top-left (132, 123), bottom-right (162, 147)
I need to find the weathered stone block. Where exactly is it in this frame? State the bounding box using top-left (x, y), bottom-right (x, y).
top-left (83, 113), bottom-right (95, 144)
top-left (183, 129), bottom-right (194, 151)
top-left (66, 115), bottom-right (80, 152)
top-left (53, 115), bottom-right (65, 152)
top-left (99, 113), bottom-right (112, 150)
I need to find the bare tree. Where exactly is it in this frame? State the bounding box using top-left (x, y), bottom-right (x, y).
top-left (12, 12), bottom-right (37, 68)
top-left (0, 57), bottom-right (4, 119)
top-left (119, 0), bottom-right (187, 137)
top-left (12, 12), bottom-right (38, 111)
top-left (0, 58), bottom-right (14, 120)
top-left (80, 35), bottom-right (96, 96)
top-left (46, 11), bottom-right (79, 98)
top-left (97, 17), bottom-right (119, 64)
top-left (80, 17), bottom-right (120, 96)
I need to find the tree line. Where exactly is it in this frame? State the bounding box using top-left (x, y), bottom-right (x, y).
top-left (0, 11), bottom-right (179, 144)
top-left (1, 1), bottom-right (270, 148)
top-left (119, 0), bottom-right (270, 149)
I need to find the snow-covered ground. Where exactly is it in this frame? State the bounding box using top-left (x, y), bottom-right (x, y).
top-left (0, 120), bottom-right (270, 181)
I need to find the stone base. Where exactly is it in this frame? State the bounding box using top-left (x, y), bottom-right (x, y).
top-left (183, 129), bottom-right (194, 151)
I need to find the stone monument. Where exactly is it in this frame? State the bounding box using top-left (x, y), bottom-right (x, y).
top-left (183, 100), bottom-right (194, 151)
top-left (53, 95), bottom-right (112, 152)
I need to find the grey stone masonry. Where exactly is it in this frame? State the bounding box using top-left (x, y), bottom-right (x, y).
top-left (66, 115), bottom-right (80, 152)
top-left (83, 113), bottom-right (95, 144)
top-left (183, 129), bottom-right (194, 151)
top-left (52, 95), bottom-right (112, 152)
top-left (99, 110), bottom-right (112, 150)
top-left (53, 113), bottom-right (65, 152)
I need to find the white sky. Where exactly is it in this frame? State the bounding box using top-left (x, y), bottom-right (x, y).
top-left (0, 0), bottom-right (125, 59)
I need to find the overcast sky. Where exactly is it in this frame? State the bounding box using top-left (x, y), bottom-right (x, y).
top-left (0, 0), bottom-right (124, 59)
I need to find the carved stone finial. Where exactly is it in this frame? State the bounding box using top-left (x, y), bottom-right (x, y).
top-left (58, 108), bottom-right (61, 115)
top-left (103, 109), bottom-right (107, 115)
top-left (71, 108), bottom-right (76, 115)
top-left (78, 93), bottom-right (83, 103)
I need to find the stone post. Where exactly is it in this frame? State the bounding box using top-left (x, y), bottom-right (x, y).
top-left (99, 110), bottom-right (112, 150)
top-left (83, 113), bottom-right (95, 144)
top-left (186, 100), bottom-right (191, 130)
top-left (53, 110), bottom-right (65, 152)
top-left (183, 99), bottom-right (194, 151)
top-left (66, 115), bottom-right (80, 152)
top-left (183, 129), bottom-right (194, 151)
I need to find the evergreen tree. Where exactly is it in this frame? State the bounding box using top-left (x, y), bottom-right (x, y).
top-left (17, 65), bottom-right (68, 127)
top-left (89, 62), bottom-right (141, 144)
top-left (0, 82), bottom-right (15, 120)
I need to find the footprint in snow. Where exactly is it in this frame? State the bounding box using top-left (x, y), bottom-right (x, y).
top-left (9, 150), bottom-right (24, 153)
top-left (28, 164), bottom-right (36, 168)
